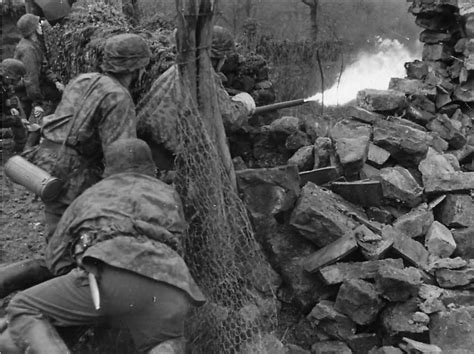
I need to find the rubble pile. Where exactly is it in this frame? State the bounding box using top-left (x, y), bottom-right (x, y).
top-left (232, 0), bottom-right (474, 352)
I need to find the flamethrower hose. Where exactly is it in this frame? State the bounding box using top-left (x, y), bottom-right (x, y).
top-left (253, 98), bottom-right (309, 115)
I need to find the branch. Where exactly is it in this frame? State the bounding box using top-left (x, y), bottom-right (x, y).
top-left (301, 0), bottom-right (315, 8)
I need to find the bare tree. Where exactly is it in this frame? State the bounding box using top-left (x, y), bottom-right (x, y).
top-left (301, 0), bottom-right (320, 41)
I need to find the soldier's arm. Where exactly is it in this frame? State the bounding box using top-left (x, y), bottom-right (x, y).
top-left (98, 90), bottom-right (137, 151)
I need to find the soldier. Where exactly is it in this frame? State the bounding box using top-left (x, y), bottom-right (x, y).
top-left (0, 59), bottom-right (28, 152)
top-left (0, 138), bottom-right (206, 354)
top-left (23, 33), bottom-right (151, 240)
top-left (14, 13), bottom-right (65, 149)
top-left (137, 25), bottom-right (256, 173)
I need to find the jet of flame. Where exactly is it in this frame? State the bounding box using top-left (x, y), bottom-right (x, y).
top-left (305, 38), bottom-right (421, 106)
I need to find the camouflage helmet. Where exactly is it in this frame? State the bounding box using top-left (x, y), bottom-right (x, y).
top-left (103, 138), bottom-right (156, 178)
top-left (101, 33), bottom-right (151, 74)
top-left (17, 14), bottom-right (40, 37)
top-left (211, 25), bottom-right (235, 59)
top-left (0, 59), bottom-right (26, 80)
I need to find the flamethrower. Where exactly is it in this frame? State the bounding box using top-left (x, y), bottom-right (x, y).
top-left (253, 98), bottom-right (313, 115)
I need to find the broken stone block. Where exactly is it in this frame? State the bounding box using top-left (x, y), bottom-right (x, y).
top-left (419, 29), bottom-right (454, 44)
top-left (378, 166), bottom-right (423, 207)
top-left (240, 333), bottom-right (287, 354)
top-left (422, 43), bottom-right (453, 61)
top-left (389, 226), bottom-right (429, 269)
top-left (388, 78), bottom-right (437, 97)
top-left (418, 284), bottom-right (447, 314)
top-left (400, 337), bottom-right (441, 353)
top-left (302, 233), bottom-right (358, 273)
top-left (452, 227), bottom-right (474, 260)
top-left (367, 206), bottom-right (394, 224)
top-left (298, 167), bottom-right (339, 187)
top-left (393, 203), bottom-right (434, 238)
top-left (436, 194), bottom-right (474, 228)
top-left (373, 119), bottom-right (430, 165)
top-left (236, 165), bottom-right (300, 219)
top-left (319, 259), bottom-right (404, 285)
top-left (368, 143), bottom-right (391, 167)
top-left (429, 257), bottom-right (468, 272)
top-left (356, 89), bottom-right (406, 112)
top-left (346, 333), bottom-right (379, 354)
top-left (331, 180), bottom-right (383, 207)
top-left (268, 116), bottom-right (300, 136)
top-left (289, 182), bottom-right (365, 247)
top-left (356, 224), bottom-right (394, 260)
top-left (453, 81), bottom-right (474, 102)
top-left (286, 131), bottom-right (311, 152)
top-left (311, 341), bottom-right (352, 354)
top-left (418, 147), bottom-right (456, 180)
top-left (252, 217), bottom-right (322, 310)
top-left (427, 132), bottom-right (449, 153)
top-left (436, 266), bottom-right (474, 288)
top-left (314, 137), bottom-right (333, 168)
top-left (361, 164), bottom-right (382, 179)
top-left (426, 114), bottom-right (467, 149)
top-left (381, 298), bottom-right (429, 339)
top-left (423, 171), bottom-right (474, 193)
top-left (288, 145), bottom-right (314, 171)
top-left (348, 105), bottom-right (386, 124)
top-left (425, 221), bottom-right (457, 258)
top-left (375, 265), bottom-right (422, 302)
top-left (430, 307), bottom-right (474, 352)
top-left (307, 300), bottom-right (357, 340)
top-left (330, 119), bottom-right (371, 177)
top-left (368, 347), bottom-right (403, 354)
top-left (334, 279), bottom-right (384, 325)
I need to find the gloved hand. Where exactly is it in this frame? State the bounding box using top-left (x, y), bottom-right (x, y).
top-left (10, 108), bottom-right (20, 116)
top-left (33, 106), bottom-right (44, 119)
top-left (231, 92), bottom-right (256, 115)
top-left (55, 81), bottom-right (65, 92)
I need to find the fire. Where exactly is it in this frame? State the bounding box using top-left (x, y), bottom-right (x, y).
top-left (306, 38), bottom-right (422, 106)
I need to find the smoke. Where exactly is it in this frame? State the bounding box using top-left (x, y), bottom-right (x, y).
top-left (306, 37), bottom-right (422, 106)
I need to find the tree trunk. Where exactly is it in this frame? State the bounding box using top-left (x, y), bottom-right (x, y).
top-left (302, 0), bottom-right (319, 41)
top-left (175, 0), bottom-right (236, 188)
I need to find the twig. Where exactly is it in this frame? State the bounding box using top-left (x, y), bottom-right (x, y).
top-left (316, 48), bottom-right (324, 116)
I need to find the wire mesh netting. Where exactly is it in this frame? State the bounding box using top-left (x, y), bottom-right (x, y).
top-left (169, 74), bottom-right (278, 353)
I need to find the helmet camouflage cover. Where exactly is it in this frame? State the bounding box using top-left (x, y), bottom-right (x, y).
top-left (211, 25), bottom-right (235, 59)
top-left (101, 33), bottom-right (151, 74)
top-left (0, 58), bottom-right (26, 80)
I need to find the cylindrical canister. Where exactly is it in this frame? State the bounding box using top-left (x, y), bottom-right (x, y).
top-left (4, 155), bottom-right (63, 202)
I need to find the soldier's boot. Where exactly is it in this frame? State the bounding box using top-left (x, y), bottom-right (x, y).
top-left (0, 259), bottom-right (54, 298)
top-left (23, 130), bottom-right (41, 151)
top-left (22, 319), bottom-right (70, 354)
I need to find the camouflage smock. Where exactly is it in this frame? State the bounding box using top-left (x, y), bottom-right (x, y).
top-left (14, 38), bottom-right (57, 107)
top-left (45, 171), bottom-right (206, 305)
top-left (24, 72), bottom-right (137, 206)
top-left (136, 64), bottom-right (248, 154)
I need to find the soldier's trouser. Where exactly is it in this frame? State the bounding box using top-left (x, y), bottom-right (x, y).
top-left (44, 199), bottom-right (69, 240)
top-left (6, 265), bottom-right (191, 353)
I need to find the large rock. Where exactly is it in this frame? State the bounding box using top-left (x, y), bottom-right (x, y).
top-left (452, 227), bottom-right (474, 260)
top-left (373, 119), bottom-right (430, 165)
top-left (423, 171), bottom-right (474, 193)
top-left (436, 194), bottom-right (474, 228)
top-left (378, 166), bottom-right (424, 207)
top-left (330, 119), bottom-right (371, 177)
top-left (430, 307), bottom-right (474, 352)
top-left (425, 221), bottom-right (456, 258)
top-left (345, 333), bottom-right (379, 354)
top-left (289, 182), bottom-right (365, 247)
top-left (236, 165), bottom-right (300, 219)
top-left (418, 148), bottom-right (456, 179)
top-left (307, 300), bottom-right (357, 340)
top-left (368, 143), bottom-right (391, 167)
top-left (334, 279), bottom-right (384, 325)
top-left (381, 298), bottom-right (429, 339)
top-left (388, 77), bottom-right (437, 97)
top-left (435, 266), bottom-right (474, 288)
top-left (422, 43), bottom-right (453, 61)
top-left (302, 233), bottom-right (358, 273)
top-left (392, 203), bottom-right (434, 238)
top-left (252, 217), bottom-right (323, 310)
top-left (356, 89), bottom-right (406, 112)
top-left (375, 265), bottom-right (422, 302)
top-left (319, 259), bottom-right (404, 285)
top-left (288, 146), bottom-right (314, 171)
top-left (388, 226), bottom-right (430, 269)
top-left (311, 341), bottom-right (352, 354)
top-left (426, 114), bottom-right (467, 149)
top-left (348, 105), bottom-right (386, 124)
